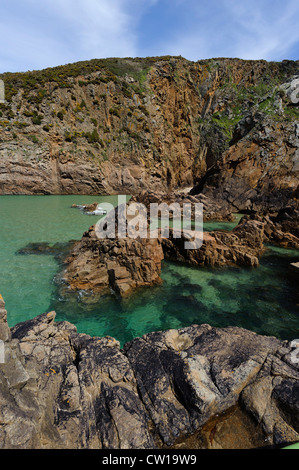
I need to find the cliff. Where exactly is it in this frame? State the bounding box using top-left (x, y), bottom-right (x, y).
top-left (0, 56), bottom-right (298, 202)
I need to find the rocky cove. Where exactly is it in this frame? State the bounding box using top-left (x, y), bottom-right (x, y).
top-left (0, 192), bottom-right (299, 449)
top-left (0, 55), bottom-right (299, 449)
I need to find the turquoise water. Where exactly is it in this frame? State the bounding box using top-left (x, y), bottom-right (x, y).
top-left (0, 195), bottom-right (298, 346)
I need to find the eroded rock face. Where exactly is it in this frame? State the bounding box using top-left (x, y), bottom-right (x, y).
top-left (162, 217), bottom-right (266, 268)
top-left (62, 224), bottom-right (164, 297)
top-left (197, 113), bottom-right (299, 213)
top-left (0, 57), bottom-right (297, 199)
top-left (249, 206), bottom-right (299, 250)
top-left (131, 189), bottom-right (235, 222)
top-left (0, 296), bottom-right (298, 449)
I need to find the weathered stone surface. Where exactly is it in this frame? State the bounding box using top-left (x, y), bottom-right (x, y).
top-left (162, 217), bottom-right (266, 267)
top-left (71, 201), bottom-right (99, 213)
top-left (197, 112), bottom-right (299, 213)
top-left (280, 75), bottom-right (299, 104)
top-left (130, 189), bottom-right (235, 222)
top-left (0, 294), bottom-right (11, 342)
top-left (238, 205), bottom-right (299, 250)
top-left (0, 80), bottom-right (4, 103)
top-left (0, 294), bottom-right (298, 449)
top-left (62, 223), bottom-right (164, 297)
top-left (62, 197), bottom-right (264, 301)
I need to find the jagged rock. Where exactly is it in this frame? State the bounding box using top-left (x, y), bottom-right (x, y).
top-left (291, 262), bottom-right (299, 271)
top-left (131, 189), bottom-right (234, 222)
top-left (0, 296), bottom-right (298, 449)
top-left (162, 217), bottom-right (265, 267)
top-left (61, 200), bottom-right (268, 301)
top-left (197, 112), bottom-right (299, 213)
top-left (62, 224), bottom-right (164, 297)
top-left (71, 202), bottom-right (99, 212)
top-left (0, 294), bottom-right (11, 342)
top-left (280, 75), bottom-right (299, 104)
top-left (271, 201), bottom-right (299, 240)
top-left (240, 205), bottom-right (299, 250)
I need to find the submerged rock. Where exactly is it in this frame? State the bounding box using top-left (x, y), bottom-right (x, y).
top-left (0, 295), bottom-right (298, 449)
top-left (16, 241), bottom-right (76, 262)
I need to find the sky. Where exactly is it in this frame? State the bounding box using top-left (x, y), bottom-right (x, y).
top-left (0, 0), bottom-right (298, 73)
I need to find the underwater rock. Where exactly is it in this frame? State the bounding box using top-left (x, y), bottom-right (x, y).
top-left (16, 241), bottom-right (76, 262)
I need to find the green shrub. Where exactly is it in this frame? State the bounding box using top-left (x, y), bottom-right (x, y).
top-left (109, 108), bottom-right (121, 117)
top-left (31, 113), bottom-right (43, 125)
top-left (57, 110), bottom-right (64, 121)
top-left (28, 135), bottom-right (39, 144)
top-left (90, 118), bottom-right (98, 127)
top-left (84, 129), bottom-right (100, 143)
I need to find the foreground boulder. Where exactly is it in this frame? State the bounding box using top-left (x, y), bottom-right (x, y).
top-left (0, 296), bottom-right (298, 449)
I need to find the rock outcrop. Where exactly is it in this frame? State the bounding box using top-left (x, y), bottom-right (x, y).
top-left (62, 223), bottom-right (164, 297)
top-left (61, 197), bottom-right (258, 299)
top-left (250, 205), bottom-right (299, 250)
top-left (71, 201), bottom-right (99, 212)
top-left (60, 195), bottom-right (299, 300)
top-left (0, 296), bottom-right (298, 449)
top-left (162, 216), bottom-right (266, 267)
top-left (130, 189), bottom-right (235, 222)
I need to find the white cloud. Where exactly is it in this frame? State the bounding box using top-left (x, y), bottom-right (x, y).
top-left (159, 0), bottom-right (299, 61)
top-left (0, 0), bottom-right (146, 72)
top-left (224, 0), bottom-right (299, 60)
top-left (0, 0), bottom-right (298, 72)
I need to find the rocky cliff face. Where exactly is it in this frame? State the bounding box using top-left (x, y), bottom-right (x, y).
top-left (0, 57), bottom-right (298, 199)
top-left (0, 295), bottom-right (298, 449)
top-left (192, 73), bottom-right (299, 212)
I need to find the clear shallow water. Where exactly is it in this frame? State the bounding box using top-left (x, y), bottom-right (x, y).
top-left (0, 195), bottom-right (298, 346)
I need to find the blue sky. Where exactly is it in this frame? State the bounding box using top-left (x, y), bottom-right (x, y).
top-left (0, 0), bottom-right (298, 73)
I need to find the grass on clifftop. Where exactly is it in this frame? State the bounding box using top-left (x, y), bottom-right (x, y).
top-left (0, 56), bottom-right (178, 102)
